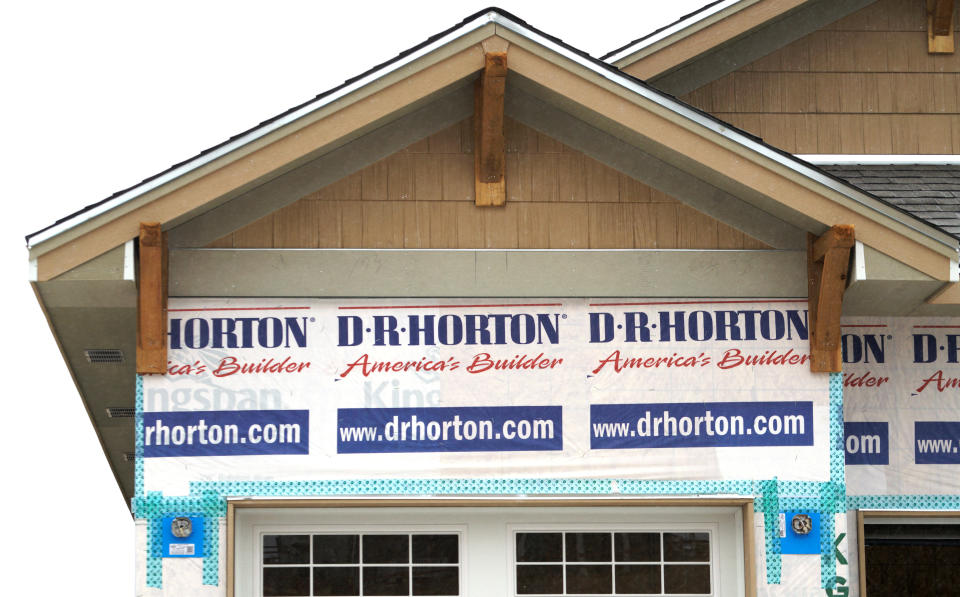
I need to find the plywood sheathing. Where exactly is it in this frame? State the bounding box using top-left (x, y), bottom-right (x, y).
top-left (210, 118), bottom-right (770, 251)
top-left (683, 0), bottom-right (960, 153)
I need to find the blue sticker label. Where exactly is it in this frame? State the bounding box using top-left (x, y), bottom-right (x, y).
top-left (337, 406), bottom-right (562, 453)
top-left (915, 421), bottom-right (960, 464)
top-left (844, 422), bottom-right (889, 465)
top-left (590, 401), bottom-right (813, 449)
top-left (161, 516), bottom-right (204, 558)
top-left (143, 410), bottom-right (309, 457)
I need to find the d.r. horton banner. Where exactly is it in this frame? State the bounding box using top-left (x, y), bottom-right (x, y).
top-left (842, 317), bottom-right (960, 495)
top-left (142, 299), bottom-right (830, 494)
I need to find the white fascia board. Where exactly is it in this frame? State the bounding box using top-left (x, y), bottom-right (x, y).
top-left (489, 14), bottom-right (959, 254)
top-left (798, 155), bottom-right (960, 166)
top-left (27, 14), bottom-right (498, 250)
top-left (604, 0), bottom-right (754, 65)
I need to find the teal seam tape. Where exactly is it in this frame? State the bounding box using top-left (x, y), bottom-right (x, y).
top-left (759, 479), bottom-right (781, 583)
top-left (848, 494), bottom-right (960, 509)
top-left (820, 371), bottom-right (846, 589)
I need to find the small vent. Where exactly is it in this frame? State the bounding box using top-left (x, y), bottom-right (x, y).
top-left (85, 349), bottom-right (124, 364)
top-left (123, 452), bottom-right (136, 462)
top-left (106, 407), bottom-right (135, 418)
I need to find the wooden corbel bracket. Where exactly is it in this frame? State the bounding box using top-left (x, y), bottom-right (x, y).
top-left (928, 0), bottom-right (955, 54)
top-left (474, 52), bottom-right (507, 206)
top-left (137, 222), bottom-right (168, 374)
top-left (807, 225), bottom-right (855, 372)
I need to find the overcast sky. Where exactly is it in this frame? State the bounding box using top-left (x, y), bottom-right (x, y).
top-left (3, 1), bottom-right (706, 593)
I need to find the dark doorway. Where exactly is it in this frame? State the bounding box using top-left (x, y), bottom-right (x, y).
top-left (864, 523), bottom-right (960, 596)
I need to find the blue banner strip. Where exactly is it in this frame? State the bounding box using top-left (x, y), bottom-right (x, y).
top-left (591, 401), bottom-right (813, 449)
top-left (915, 421), bottom-right (960, 464)
top-left (337, 406), bottom-right (562, 453)
top-left (143, 410), bottom-right (309, 457)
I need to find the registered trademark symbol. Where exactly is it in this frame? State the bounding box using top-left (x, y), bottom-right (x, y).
top-left (561, 314), bottom-right (567, 319)
top-left (310, 317), bottom-right (316, 322)
top-left (886, 335), bottom-right (891, 340)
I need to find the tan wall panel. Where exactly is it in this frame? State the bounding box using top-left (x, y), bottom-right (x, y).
top-left (217, 119), bottom-right (771, 251)
top-left (683, 0), bottom-right (960, 154)
top-left (710, 112), bottom-right (960, 154)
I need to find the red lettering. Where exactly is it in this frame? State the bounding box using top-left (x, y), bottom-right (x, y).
top-left (915, 370), bottom-right (960, 394)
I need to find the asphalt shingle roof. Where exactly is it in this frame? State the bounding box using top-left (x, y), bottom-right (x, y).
top-left (821, 165), bottom-right (960, 239)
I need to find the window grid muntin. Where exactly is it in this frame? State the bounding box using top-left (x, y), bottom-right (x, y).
top-left (261, 532), bottom-right (460, 597)
top-left (513, 529), bottom-right (712, 596)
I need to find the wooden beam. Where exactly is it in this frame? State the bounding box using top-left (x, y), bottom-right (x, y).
top-left (807, 225), bottom-right (854, 372)
top-left (137, 222), bottom-right (167, 374)
top-left (928, 0), bottom-right (955, 53)
top-left (474, 52), bottom-right (507, 206)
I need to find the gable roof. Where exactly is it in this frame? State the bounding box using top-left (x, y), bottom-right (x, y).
top-left (26, 7), bottom-right (958, 283)
top-left (821, 164), bottom-right (960, 239)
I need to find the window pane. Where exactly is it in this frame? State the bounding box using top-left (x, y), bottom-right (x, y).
top-left (363, 566), bottom-right (409, 596)
top-left (412, 566), bottom-right (459, 595)
top-left (263, 535), bottom-right (310, 565)
top-left (663, 533), bottom-right (710, 562)
top-left (413, 535), bottom-right (459, 564)
top-left (664, 564), bottom-right (711, 594)
top-left (615, 564), bottom-right (660, 594)
top-left (567, 564), bottom-right (613, 594)
top-left (314, 567), bottom-right (360, 596)
top-left (516, 564), bottom-right (563, 594)
top-left (516, 533), bottom-right (563, 562)
top-left (364, 535), bottom-right (409, 564)
top-left (315, 535), bottom-right (360, 564)
top-left (566, 533), bottom-right (612, 562)
top-left (263, 567), bottom-right (309, 596)
top-left (614, 533), bottom-right (660, 562)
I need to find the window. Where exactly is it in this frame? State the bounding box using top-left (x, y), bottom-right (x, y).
top-left (235, 505), bottom-right (745, 597)
top-left (261, 533), bottom-right (461, 596)
top-left (513, 530), bottom-right (712, 596)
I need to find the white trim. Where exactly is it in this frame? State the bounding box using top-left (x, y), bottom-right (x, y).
top-left (797, 155), bottom-right (960, 166)
top-left (27, 258), bottom-right (38, 282)
top-left (123, 240), bottom-right (135, 281)
top-left (603, 0), bottom-right (752, 64)
top-left (853, 241), bottom-right (867, 283)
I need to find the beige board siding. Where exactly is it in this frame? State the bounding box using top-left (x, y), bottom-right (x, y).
top-left (212, 118), bottom-right (770, 250)
top-left (681, 0), bottom-right (960, 154)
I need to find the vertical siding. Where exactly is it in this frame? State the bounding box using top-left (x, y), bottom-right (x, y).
top-left (682, 0), bottom-right (960, 154)
top-left (211, 118), bottom-right (770, 250)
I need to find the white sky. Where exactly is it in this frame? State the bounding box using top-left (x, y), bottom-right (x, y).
top-left (3, 1), bottom-right (706, 593)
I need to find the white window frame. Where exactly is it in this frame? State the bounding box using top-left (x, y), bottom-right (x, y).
top-left (254, 524), bottom-right (466, 597)
top-left (508, 522), bottom-right (719, 596)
